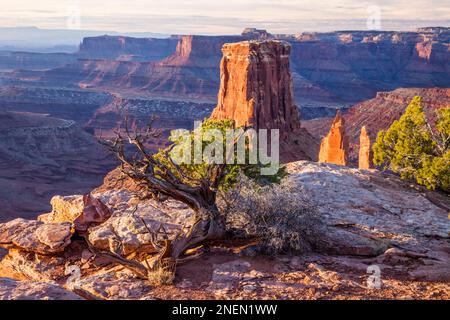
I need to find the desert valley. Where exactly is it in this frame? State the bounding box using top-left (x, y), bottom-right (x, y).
top-left (0, 25), bottom-right (448, 301)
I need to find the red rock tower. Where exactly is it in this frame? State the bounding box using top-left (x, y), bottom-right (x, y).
top-left (210, 40), bottom-right (301, 140)
top-left (210, 40), bottom-right (319, 162)
top-left (358, 126), bottom-right (372, 169)
top-left (318, 111), bottom-right (349, 166)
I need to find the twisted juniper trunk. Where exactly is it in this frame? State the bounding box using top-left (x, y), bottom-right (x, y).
top-left (200, 204), bottom-right (226, 240)
top-left (102, 118), bottom-right (235, 277)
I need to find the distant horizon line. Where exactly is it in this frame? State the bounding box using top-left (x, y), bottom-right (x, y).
top-left (0, 21), bottom-right (449, 37)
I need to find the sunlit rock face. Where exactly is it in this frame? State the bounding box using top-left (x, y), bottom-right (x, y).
top-left (303, 87), bottom-right (450, 161)
top-left (318, 112), bottom-right (349, 166)
top-left (358, 126), bottom-right (372, 170)
top-left (211, 40), bottom-right (301, 139)
top-left (210, 40), bottom-right (319, 162)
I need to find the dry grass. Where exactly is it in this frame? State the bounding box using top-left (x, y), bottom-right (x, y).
top-left (218, 175), bottom-right (322, 255)
top-left (147, 268), bottom-right (176, 286)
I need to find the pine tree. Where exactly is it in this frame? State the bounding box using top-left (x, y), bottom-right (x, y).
top-left (373, 96), bottom-right (449, 192)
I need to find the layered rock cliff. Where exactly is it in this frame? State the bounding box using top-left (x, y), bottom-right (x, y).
top-left (78, 35), bottom-right (178, 61)
top-left (6, 28), bottom-right (446, 115)
top-left (211, 41), bottom-right (301, 137)
top-left (210, 40), bottom-right (318, 161)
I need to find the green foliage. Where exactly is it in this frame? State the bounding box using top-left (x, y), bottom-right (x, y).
top-left (373, 96), bottom-right (450, 192)
top-left (154, 118), bottom-right (286, 190)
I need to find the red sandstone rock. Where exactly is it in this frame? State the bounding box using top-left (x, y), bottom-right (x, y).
top-left (358, 126), bottom-right (372, 170)
top-left (210, 40), bottom-right (318, 161)
top-left (303, 87), bottom-right (450, 160)
top-left (318, 111), bottom-right (349, 166)
top-left (211, 41), bottom-right (301, 138)
top-left (74, 194), bottom-right (112, 233)
top-left (38, 194), bottom-right (111, 233)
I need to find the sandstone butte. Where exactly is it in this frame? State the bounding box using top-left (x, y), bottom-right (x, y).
top-left (318, 111), bottom-right (349, 166)
top-left (210, 40), bottom-right (318, 162)
top-left (358, 126), bottom-right (372, 170)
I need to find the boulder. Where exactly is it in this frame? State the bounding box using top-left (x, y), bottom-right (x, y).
top-left (0, 219), bottom-right (72, 254)
top-left (286, 161), bottom-right (450, 261)
top-left (39, 194), bottom-right (111, 233)
top-left (88, 189), bottom-right (195, 255)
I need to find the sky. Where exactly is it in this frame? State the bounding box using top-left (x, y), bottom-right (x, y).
top-left (1, 0), bottom-right (449, 34)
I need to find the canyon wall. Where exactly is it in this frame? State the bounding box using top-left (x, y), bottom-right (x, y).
top-left (78, 35), bottom-right (179, 61)
top-left (0, 112), bottom-right (116, 220)
top-left (0, 51), bottom-right (76, 72)
top-left (2, 28), bottom-right (448, 119)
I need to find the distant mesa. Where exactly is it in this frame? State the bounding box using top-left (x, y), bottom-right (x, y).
top-left (241, 28), bottom-right (272, 39)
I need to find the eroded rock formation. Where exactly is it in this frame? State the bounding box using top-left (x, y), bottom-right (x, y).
top-left (303, 87), bottom-right (450, 160)
top-left (210, 40), bottom-right (318, 161)
top-left (358, 126), bottom-right (372, 169)
top-left (211, 40), bottom-right (300, 138)
top-left (318, 111), bottom-right (349, 165)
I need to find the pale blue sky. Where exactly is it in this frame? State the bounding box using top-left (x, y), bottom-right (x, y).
top-left (1, 0), bottom-right (449, 34)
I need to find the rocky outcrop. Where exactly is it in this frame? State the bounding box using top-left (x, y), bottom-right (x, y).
top-left (1, 160), bottom-right (449, 299)
top-left (286, 161), bottom-right (450, 279)
top-left (358, 126), bottom-right (372, 170)
top-left (1, 158), bottom-right (450, 299)
top-left (0, 219), bottom-right (72, 254)
top-left (210, 40), bottom-right (318, 161)
top-left (318, 112), bottom-right (349, 166)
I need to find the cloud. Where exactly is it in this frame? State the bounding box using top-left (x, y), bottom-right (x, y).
top-left (0, 0), bottom-right (448, 33)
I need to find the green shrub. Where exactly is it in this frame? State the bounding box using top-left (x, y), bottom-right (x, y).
top-left (154, 118), bottom-right (286, 191)
top-left (373, 96), bottom-right (449, 192)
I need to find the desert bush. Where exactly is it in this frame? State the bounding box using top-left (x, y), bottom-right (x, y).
top-left (217, 175), bottom-right (322, 255)
top-left (147, 267), bottom-right (176, 286)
